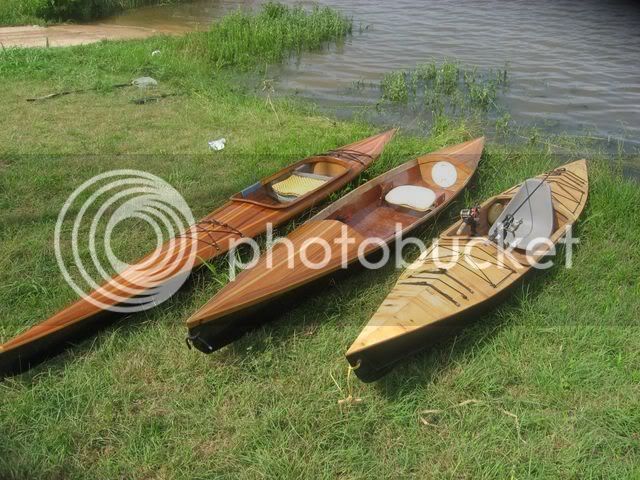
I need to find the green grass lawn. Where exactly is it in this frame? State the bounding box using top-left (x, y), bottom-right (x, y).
top-left (1, 4), bottom-right (640, 479)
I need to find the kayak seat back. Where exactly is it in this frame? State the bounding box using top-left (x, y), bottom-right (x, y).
top-left (310, 161), bottom-right (348, 177)
top-left (270, 159), bottom-right (349, 202)
top-left (420, 159), bottom-right (459, 188)
top-left (488, 178), bottom-right (555, 250)
top-left (271, 172), bottom-right (331, 202)
top-left (240, 182), bottom-right (262, 198)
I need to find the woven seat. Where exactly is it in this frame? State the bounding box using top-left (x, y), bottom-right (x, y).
top-left (272, 173), bottom-right (329, 201)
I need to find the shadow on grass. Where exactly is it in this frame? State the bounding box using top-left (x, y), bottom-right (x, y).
top-left (218, 209), bottom-right (460, 347)
top-left (373, 246), bottom-right (573, 399)
top-left (0, 255), bottom-right (227, 383)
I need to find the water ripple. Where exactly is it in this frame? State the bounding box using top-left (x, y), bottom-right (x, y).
top-left (108, 0), bottom-right (640, 146)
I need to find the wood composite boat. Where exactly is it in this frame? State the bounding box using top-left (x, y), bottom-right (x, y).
top-left (0, 130), bottom-right (395, 375)
top-left (186, 137), bottom-right (485, 353)
top-left (346, 160), bottom-right (589, 382)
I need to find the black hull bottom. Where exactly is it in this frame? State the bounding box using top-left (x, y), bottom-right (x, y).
top-left (187, 257), bottom-right (378, 354)
top-left (0, 309), bottom-right (124, 378)
top-left (346, 277), bottom-right (523, 383)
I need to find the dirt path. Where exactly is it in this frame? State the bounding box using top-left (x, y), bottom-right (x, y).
top-left (0, 24), bottom-right (186, 48)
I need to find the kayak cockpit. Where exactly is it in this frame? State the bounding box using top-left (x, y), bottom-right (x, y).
top-left (230, 157), bottom-right (352, 209)
top-left (319, 155), bottom-right (469, 240)
top-left (443, 179), bottom-right (575, 259)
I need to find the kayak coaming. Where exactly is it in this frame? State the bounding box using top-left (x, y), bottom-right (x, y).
top-left (0, 130), bottom-right (396, 376)
top-left (186, 137), bottom-right (485, 353)
top-left (345, 159), bottom-right (589, 382)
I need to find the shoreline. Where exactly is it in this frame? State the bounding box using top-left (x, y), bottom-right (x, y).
top-left (0, 23), bottom-right (187, 48)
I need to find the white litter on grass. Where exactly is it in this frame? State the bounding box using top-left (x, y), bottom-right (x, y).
top-left (151, 50), bottom-right (161, 56)
top-left (208, 138), bottom-right (226, 151)
top-left (132, 77), bottom-right (158, 88)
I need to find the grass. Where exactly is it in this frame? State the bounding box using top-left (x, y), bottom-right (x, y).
top-left (0, 0), bottom-right (44, 25)
top-left (189, 2), bottom-right (352, 70)
top-left (0, 0), bottom-right (189, 26)
top-left (1, 4), bottom-right (640, 479)
top-left (0, 2), bottom-right (352, 88)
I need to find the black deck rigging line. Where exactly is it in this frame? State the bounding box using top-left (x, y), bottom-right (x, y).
top-left (175, 219), bottom-right (245, 252)
top-left (552, 167), bottom-right (585, 185)
top-left (546, 186), bottom-right (581, 213)
top-left (549, 173), bottom-right (583, 191)
top-left (547, 180), bottom-right (582, 202)
top-left (401, 281), bottom-right (461, 307)
top-left (324, 148), bottom-right (373, 166)
top-left (464, 254), bottom-right (497, 288)
top-left (175, 225), bottom-right (222, 252)
top-left (419, 268), bottom-right (475, 293)
top-left (473, 244), bottom-right (517, 273)
top-left (420, 244), bottom-right (500, 288)
top-left (546, 178), bottom-right (586, 214)
top-left (406, 274), bottom-right (469, 300)
top-left (199, 219), bottom-right (245, 238)
top-left (429, 242), bottom-right (516, 273)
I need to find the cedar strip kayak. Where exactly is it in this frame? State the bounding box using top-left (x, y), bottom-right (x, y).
top-left (346, 160), bottom-right (588, 382)
top-left (186, 137), bottom-right (485, 353)
top-left (0, 130), bottom-right (395, 375)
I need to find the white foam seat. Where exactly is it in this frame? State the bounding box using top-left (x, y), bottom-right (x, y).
top-left (385, 185), bottom-right (437, 211)
top-left (431, 161), bottom-right (458, 188)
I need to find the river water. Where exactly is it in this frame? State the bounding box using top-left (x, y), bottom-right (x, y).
top-left (104, 0), bottom-right (640, 161)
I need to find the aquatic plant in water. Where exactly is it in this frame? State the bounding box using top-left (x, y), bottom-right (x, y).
top-left (380, 60), bottom-right (508, 115)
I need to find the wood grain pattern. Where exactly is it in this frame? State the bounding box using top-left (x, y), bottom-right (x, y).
top-left (0, 130), bottom-right (396, 375)
top-left (186, 137), bottom-right (485, 353)
top-left (345, 160), bottom-right (589, 382)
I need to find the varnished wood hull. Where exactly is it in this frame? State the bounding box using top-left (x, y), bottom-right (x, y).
top-left (187, 246), bottom-right (382, 353)
top-left (346, 160), bottom-right (589, 382)
top-left (0, 130), bottom-right (395, 376)
top-left (187, 138), bottom-right (485, 353)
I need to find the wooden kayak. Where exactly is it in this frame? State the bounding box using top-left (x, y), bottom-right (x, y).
top-left (0, 130), bottom-right (395, 375)
top-left (346, 160), bottom-right (589, 382)
top-left (186, 137), bottom-right (485, 353)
